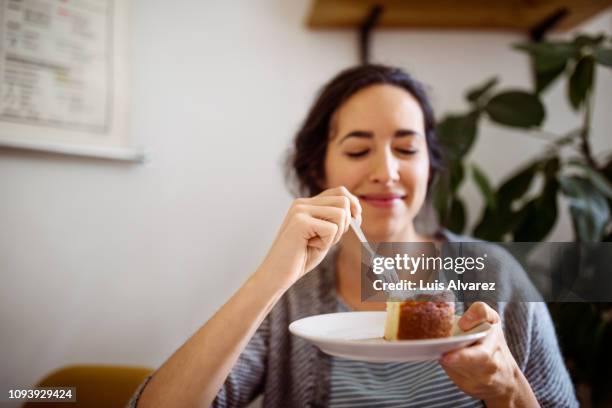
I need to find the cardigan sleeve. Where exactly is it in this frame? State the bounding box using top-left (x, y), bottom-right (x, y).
top-left (522, 302), bottom-right (579, 408)
top-left (211, 316), bottom-right (269, 407)
top-left (468, 241), bottom-right (578, 408)
top-left (126, 316), bottom-right (270, 408)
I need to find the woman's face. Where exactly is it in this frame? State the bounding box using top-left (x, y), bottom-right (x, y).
top-left (324, 84), bottom-right (430, 241)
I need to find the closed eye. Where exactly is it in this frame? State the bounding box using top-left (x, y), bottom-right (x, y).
top-left (345, 150), bottom-right (369, 158)
top-left (396, 148), bottom-right (418, 155)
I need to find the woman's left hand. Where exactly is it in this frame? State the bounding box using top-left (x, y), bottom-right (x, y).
top-left (439, 302), bottom-right (540, 408)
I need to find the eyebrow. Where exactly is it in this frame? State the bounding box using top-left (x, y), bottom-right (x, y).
top-left (338, 129), bottom-right (422, 144)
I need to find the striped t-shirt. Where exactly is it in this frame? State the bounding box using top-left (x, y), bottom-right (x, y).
top-left (330, 359), bottom-right (483, 408)
top-left (329, 299), bottom-right (482, 407)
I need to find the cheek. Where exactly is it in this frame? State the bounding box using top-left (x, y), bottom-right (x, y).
top-left (324, 147), bottom-right (370, 191)
top-left (401, 158), bottom-right (430, 197)
top-left (325, 160), bottom-right (367, 191)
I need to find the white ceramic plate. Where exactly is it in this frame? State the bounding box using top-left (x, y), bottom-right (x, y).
top-left (289, 312), bottom-right (491, 362)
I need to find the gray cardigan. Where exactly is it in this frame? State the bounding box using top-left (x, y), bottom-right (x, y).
top-left (129, 232), bottom-right (578, 407)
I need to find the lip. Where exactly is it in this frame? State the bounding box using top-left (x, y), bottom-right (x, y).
top-left (359, 193), bottom-right (406, 209)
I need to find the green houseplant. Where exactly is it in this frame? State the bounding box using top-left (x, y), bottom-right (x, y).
top-left (431, 33), bottom-right (612, 406)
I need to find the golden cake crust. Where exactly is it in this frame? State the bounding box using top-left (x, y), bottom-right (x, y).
top-left (384, 292), bottom-right (455, 340)
top-left (395, 300), bottom-right (454, 340)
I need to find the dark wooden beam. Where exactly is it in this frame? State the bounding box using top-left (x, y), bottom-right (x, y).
top-left (359, 5), bottom-right (383, 64)
top-left (528, 8), bottom-right (569, 91)
top-left (529, 8), bottom-right (569, 41)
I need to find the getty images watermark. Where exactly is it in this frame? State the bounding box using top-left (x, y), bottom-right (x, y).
top-left (360, 241), bottom-right (612, 303)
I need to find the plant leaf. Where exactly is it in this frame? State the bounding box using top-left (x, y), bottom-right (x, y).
top-left (473, 194), bottom-right (530, 241)
top-left (446, 197), bottom-right (466, 234)
top-left (569, 56), bottom-right (595, 110)
top-left (573, 34), bottom-right (606, 48)
top-left (432, 171), bottom-right (451, 222)
top-left (485, 91), bottom-right (545, 128)
top-left (450, 160), bottom-right (464, 193)
top-left (601, 157), bottom-right (612, 231)
top-left (535, 61), bottom-right (566, 94)
top-left (533, 49), bottom-right (569, 73)
top-left (514, 40), bottom-right (573, 93)
top-left (473, 207), bottom-right (507, 241)
top-left (436, 111), bottom-right (479, 160)
top-left (497, 161), bottom-right (539, 209)
top-left (466, 77), bottom-right (499, 103)
top-left (514, 41), bottom-right (576, 71)
top-left (433, 167), bottom-right (467, 234)
top-left (567, 161), bottom-right (612, 199)
top-left (559, 175), bottom-right (610, 241)
top-left (594, 47), bottom-right (612, 68)
top-left (472, 165), bottom-right (495, 210)
top-left (602, 156), bottom-right (612, 181)
top-left (513, 178), bottom-right (559, 241)
top-left (544, 156), bottom-right (560, 179)
top-left (514, 42), bottom-right (576, 59)
top-left (472, 162), bottom-right (540, 241)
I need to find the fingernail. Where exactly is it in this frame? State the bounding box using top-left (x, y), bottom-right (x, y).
top-left (442, 354), bottom-right (458, 365)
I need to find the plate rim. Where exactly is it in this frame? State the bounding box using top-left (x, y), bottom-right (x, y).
top-left (289, 311), bottom-right (491, 347)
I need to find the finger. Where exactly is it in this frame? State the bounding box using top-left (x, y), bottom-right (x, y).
top-left (439, 363), bottom-right (473, 390)
top-left (459, 301), bottom-right (500, 331)
top-left (318, 186), bottom-right (362, 220)
top-left (306, 195), bottom-right (351, 220)
top-left (441, 324), bottom-right (501, 375)
top-left (440, 344), bottom-right (490, 373)
top-left (301, 214), bottom-right (338, 250)
top-left (306, 195), bottom-right (351, 235)
top-left (330, 188), bottom-right (360, 231)
top-left (478, 323), bottom-right (502, 356)
top-left (442, 319), bottom-right (503, 369)
top-left (298, 205), bottom-right (347, 244)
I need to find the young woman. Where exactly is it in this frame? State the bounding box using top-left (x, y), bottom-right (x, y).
top-left (131, 65), bottom-right (577, 408)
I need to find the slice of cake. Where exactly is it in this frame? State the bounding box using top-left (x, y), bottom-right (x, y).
top-left (384, 292), bottom-right (455, 340)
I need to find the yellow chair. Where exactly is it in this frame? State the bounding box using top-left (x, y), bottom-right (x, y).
top-left (23, 365), bottom-right (154, 408)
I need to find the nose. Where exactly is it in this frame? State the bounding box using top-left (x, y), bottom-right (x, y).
top-left (369, 146), bottom-right (400, 185)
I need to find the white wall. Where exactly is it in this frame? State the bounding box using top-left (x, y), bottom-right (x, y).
top-left (0, 0), bottom-right (610, 403)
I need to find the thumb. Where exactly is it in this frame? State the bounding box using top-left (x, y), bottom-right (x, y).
top-left (459, 301), bottom-right (499, 331)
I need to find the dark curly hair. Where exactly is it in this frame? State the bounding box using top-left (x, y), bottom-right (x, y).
top-left (285, 64), bottom-right (442, 197)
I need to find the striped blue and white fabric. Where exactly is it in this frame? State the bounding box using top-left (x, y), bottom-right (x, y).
top-left (329, 359), bottom-right (482, 408)
top-left (329, 299), bottom-right (482, 408)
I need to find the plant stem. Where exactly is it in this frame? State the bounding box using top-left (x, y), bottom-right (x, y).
top-left (527, 130), bottom-right (562, 141)
top-left (580, 90), bottom-right (598, 170)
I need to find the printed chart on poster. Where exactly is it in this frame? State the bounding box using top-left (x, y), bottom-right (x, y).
top-left (0, 0), bottom-right (143, 161)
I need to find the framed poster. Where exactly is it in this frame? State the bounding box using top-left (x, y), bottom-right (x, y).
top-left (0, 0), bottom-right (143, 161)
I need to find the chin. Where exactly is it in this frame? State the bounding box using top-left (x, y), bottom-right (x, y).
top-left (362, 218), bottom-right (406, 242)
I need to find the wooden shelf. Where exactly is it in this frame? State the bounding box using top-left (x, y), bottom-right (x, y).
top-left (307, 0), bottom-right (612, 32)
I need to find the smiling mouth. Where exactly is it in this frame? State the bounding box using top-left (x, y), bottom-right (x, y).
top-left (359, 195), bottom-right (407, 208)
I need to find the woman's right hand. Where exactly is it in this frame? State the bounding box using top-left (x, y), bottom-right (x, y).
top-left (258, 186), bottom-right (362, 289)
top-left (137, 186), bottom-right (361, 408)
